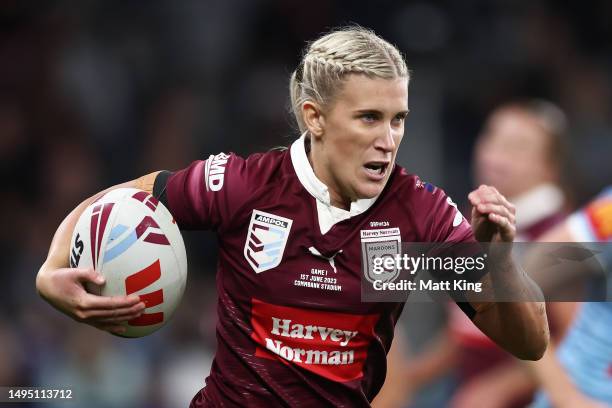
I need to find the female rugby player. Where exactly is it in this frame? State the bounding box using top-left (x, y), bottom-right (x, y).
top-left (36, 27), bottom-right (548, 407)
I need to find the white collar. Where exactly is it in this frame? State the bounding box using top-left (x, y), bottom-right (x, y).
top-left (513, 183), bottom-right (564, 230)
top-left (290, 133), bottom-right (378, 234)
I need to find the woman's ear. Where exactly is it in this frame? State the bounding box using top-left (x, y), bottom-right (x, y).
top-left (302, 101), bottom-right (325, 140)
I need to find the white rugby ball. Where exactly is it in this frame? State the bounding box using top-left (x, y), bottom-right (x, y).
top-left (69, 187), bottom-right (187, 337)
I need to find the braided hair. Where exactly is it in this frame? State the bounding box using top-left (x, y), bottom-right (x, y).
top-left (290, 26), bottom-right (409, 133)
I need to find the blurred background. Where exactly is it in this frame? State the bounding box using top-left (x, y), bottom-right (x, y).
top-left (1, 1), bottom-right (611, 407)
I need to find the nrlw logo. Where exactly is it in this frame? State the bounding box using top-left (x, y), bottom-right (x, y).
top-left (244, 210), bottom-right (293, 273)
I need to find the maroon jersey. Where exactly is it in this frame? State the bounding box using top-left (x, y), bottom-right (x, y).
top-left (161, 136), bottom-right (476, 407)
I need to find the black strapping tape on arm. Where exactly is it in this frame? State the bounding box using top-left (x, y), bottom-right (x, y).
top-left (153, 170), bottom-right (172, 208)
top-left (456, 301), bottom-right (477, 320)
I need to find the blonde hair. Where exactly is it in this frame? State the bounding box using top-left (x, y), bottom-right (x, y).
top-left (290, 26), bottom-right (409, 133)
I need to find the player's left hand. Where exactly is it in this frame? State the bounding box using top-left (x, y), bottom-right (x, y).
top-left (468, 185), bottom-right (516, 243)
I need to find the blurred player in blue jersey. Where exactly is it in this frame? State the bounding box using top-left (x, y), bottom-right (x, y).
top-left (529, 186), bottom-right (612, 408)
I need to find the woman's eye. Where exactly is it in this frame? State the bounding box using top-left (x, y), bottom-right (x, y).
top-left (393, 113), bottom-right (407, 123)
top-left (361, 113), bottom-right (377, 122)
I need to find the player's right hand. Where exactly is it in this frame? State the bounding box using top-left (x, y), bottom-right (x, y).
top-left (36, 267), bottom-right (145, 335)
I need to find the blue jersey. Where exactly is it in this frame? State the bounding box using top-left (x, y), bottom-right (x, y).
top-left (533, 186), bottom-right (612, 407)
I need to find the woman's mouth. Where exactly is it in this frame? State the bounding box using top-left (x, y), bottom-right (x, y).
top-left (363, 161), bottom-right (389, 180)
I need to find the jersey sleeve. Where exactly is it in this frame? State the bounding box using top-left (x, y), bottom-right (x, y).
top-left (411, 180), bottom-right (481, 318)
top-left (157, 152), bottom-right (250, 231)
top-left (420, 183), bottom-right (475, 244)
top-left (567, 186), bottom-right (612, 242)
